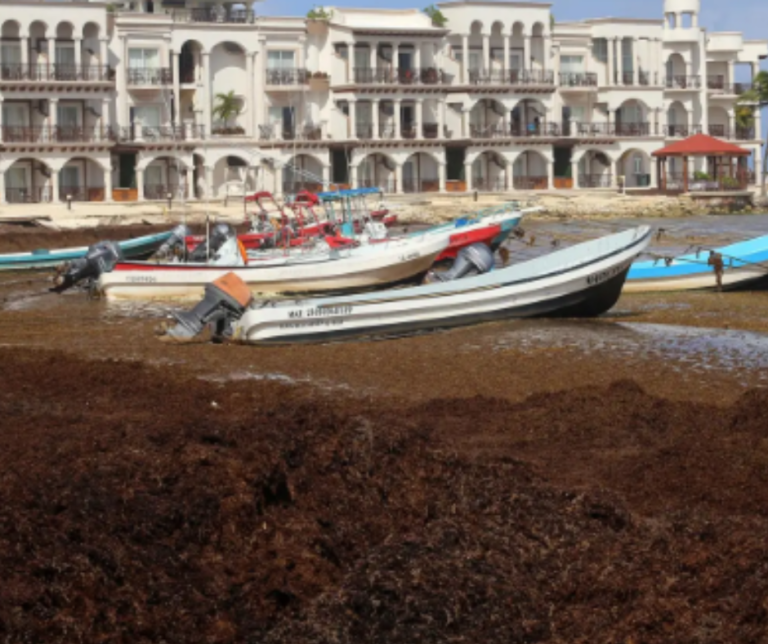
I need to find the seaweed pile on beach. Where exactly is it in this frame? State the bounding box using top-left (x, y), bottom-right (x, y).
top-left (1, 348), bottom-right (768, 643)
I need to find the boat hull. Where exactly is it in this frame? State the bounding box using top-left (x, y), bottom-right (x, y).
top-left (0, 231), bottom-right (172, 271)
top-left (100, 235), bottom-right (448, 301)
top-left (234, 227), bottom-right (652, 344)
top-left (623, 266), bottom-right (767, 293)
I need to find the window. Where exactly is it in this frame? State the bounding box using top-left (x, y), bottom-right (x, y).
top-left (128, 48), bottom-right (160, 69)
top-left (60, 166), bottom-right (80, 189)
top-left (57, 104), bottom-right (80, 128)
top-left (145, 164), bottom-right (163, 186)
top-left (2, 103), bottom-right (27, 126)
top-left (560, 55), bottom-right (584, 73)
top-left (133, 105), bottom-right (162, 127)
top-left (592, 38), bottom-right (607, 63)
top-left (267, 50), bottom-right (295, 69)
top-left (468, 51), bottom-right (482, 71)
top-left (353, 47), bottom-right (369, 69)
top-left (55, 41), bottom-right (75, 67)
top-left (633, 156), bottom-right (643, 175)
top-left (621, 38), bottom-right (633, 74)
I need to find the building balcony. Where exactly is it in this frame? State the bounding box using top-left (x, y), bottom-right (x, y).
top-left (573, 122), bottom-right (615, 136)
top-left (116, 124), bottom-right (205, 142)
top-left (266, 68), bottom-right (309, 86)
top-left (707, 76), bottom-right (752, 95)
top-left (665, 75), bottom-right (701, 90)
top-left (127, 68), bottom-right (173, 86)
top-left (351, 67), bottom-right (450, 85)
top-left (579, 174), bottom-right (613, 188)
top-left (258, 124), bottom-right (323, 141)
top-left (5, 186), bottom-right (51, 203)
top-left (663, 125), bottom-right (703, 137)
top-left (469, 69), bottom-right (554, 86)
top-left (707, 124), bottom-right (755, 140)
top-left (356, 124), bottom-right (374, 139)
top-left (1, 126), bottom-right (115, 143)
top-left (614, 122), bottom-right (652, 136)
top-left (58, 186), bottom-right (107, 202)
top-left (402, 178), bottom-right (440, 193)
top-left (559, 72), bottom-right (598, 88)
top-left (615, 71), bottom-right (654, 86)
top-left (0, 64), bottom-right (114, 83)
top-left (170, 7), bottom-right (256, 23)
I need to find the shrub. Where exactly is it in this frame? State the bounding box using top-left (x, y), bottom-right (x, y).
top-left (306, 5), bottom-right (333, 20)
top-left (423, 5), bottom-right (447, 27)
top-left (693, 171), bottom-right (711, 181)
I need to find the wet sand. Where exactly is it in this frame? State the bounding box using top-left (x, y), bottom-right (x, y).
top-left (2, 217), bottom-right (768, 642)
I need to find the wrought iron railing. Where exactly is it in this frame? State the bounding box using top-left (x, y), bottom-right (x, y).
top-left (1, 125), bottom-right (115, 142)
top-left (579, 174), bottom-right (613, 188)
top-left (266, 68), bottom-right (309, 85)
top-left (5, 187), bottom-right (51, 203)
top-left (559, 72), bottom-right (598, 87)
top-left (665, 75), bottom-right (701, 89)
top-left (0, 64), bottom-right (114, 82)
top-left (513, 176), bottom-right (549, 190)
top-left (127, 68), bottom-right (173, 85)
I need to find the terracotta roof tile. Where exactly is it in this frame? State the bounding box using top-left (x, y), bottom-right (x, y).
top-left (652, 133), bottom-right (751, 157)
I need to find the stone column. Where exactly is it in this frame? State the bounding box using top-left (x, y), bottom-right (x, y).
top-left (728, 108), bottom-right (735, 138)
top-left (461, 108), bottom-right (468, 138)
top-left (102, 97), bottom-right (111, 138)
top-left (20, 36), bottom-right (28, 68)
top-left (438, 161), bottom-right (446, 192)
top-left (49, 97), bottom-right (59, 141)
top-left (613, 37), bottom-right (619, 84)
top-left (505, 158), bottom-right (513, 191)
top-left (755, 153), bottom-right (763, 186)
top-left (464, 161), bottom-right (473, 192)
top-left (546, 159), bottom-right (554, 189)
top-left (100, 38), bottom-right (109, 71)
top-left (462, 35), bottom-right (469, 83)
top-left (351, 165), bottom-right (359, 189)
top-left (104, 164), bottom-right (114, 202)
top-left (502, 35), bottom-right (510, 76)
top-left (414, 42), bottom-right (421, 70)
top-left (394, 98), bottom-right (402, 138)
top-left (395, 162), bottom-right (403, 194)
top-left (415, 98), bottom-right (423, 138)
top-left (201, 52), bottom-right (212, 136)
top-left (393, 42), bottom-right (400, 76)
top-left (0, 169), bottom-right (5, 204)
top-left (136, 167), bottom-right (144, 201)
top-left (204, 166), bottom-right (213, 198)
top-left (482, 34), bottom-right (490, 73)
top-left (322, 163), bottom-right (331, 188)
top-left (172, 50), bottom-right (181, 125)
top-left (50, 168), bottom-right (60, 202)
top-left (372, 98), bottom-right (380, 140)
top-left (755, 107), bottom-right (762, 141)
top-left (348, 99), bottom-right (357, 139)
top-left (437, 98), bottom-right (445, 138)
top-left (246, 51), bottom-right (255, 136)
top-left (544, 35), bottom-right (551, 73)
top-left (523, 35), bottom-right (531, 72)
top-left (728, 60), bottom-right (735, 85)
top-left (369, 42), bottom-right (378, 71)
top-left (632, 38), bottom-right (639, 85)
top-left (74, 37), bottom-right (83, 71)
top-left (571, 161), bottom-right (579, 189)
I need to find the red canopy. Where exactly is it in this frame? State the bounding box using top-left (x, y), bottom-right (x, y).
top-left (652, 133), bottom-right (751, 157)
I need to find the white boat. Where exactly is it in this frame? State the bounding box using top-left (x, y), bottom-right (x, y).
top-left (98, 232), bottom-right (449, 300)
top-left (229, 226), bottom-right (652, 344)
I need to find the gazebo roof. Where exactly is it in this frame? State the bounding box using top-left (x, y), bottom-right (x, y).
top-left (652, 133), bottom-right (751, 157)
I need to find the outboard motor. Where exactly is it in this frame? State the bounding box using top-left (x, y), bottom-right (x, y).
top-left (163, 272), bottom-right (252, 341)
top-left (153, 223), bottom-right (192, 260)
top-left (51, 240), bottom-right (124, 293)
top-left (188, 223), bottom-right (236, 262)
top-left (427, 243), bottom-right (495, 283)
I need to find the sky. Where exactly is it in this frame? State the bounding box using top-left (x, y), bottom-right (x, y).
top-left (257, 0), bottom-right (768, 151)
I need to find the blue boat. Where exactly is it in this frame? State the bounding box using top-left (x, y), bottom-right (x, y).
top-left (0, 230), bottom-right (173, 271)
top-left (625, 233), bottom-right (768, 292)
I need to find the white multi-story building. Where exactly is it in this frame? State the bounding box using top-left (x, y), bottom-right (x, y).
top-left (0, 0), bottom-right (765, 203)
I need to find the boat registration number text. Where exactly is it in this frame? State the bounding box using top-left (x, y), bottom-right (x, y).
top-left (126, 275), bottom-right (158, 283)
top-left (288, 305), bottom-right (353, 319)
top-left (586, 261), bottom-right (630, 286)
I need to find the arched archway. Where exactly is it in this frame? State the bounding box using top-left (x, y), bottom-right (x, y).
top-left (358, 152), bottom-right (397, 193)
top-left (666, 100), bottom-right (689, 137)
top-left (617, 149), bottom-right (652, 188)
top-left (472, 150), bottom-right (507, 192)
top-left (666, 53), bottom-right (686, 87)
top-left (402, 151), bottom-right (440, 193)
top-left (531, 22), bottom-right (545, 70)
top-left (283, 154), bottom-right (324, 195)
top-left (615, 99), bottom-right (651, 136)
top-left (179, 39), bottom-right (205, 84)
top-left (58, 155), bottom-right (109, 202)
top-left (82, 22), bottom-right (101, 70)
top-left (578, 150), bottom-right (613, 188)
top-left (210, 42), bottom-right (247, 135)
top-left (141, 155), bottom-right (190, 200)
top-left (1, 21), bottom-right (22, 79)
top-left (212, 154), bottom-right (257, 199)
top-left (4, 158), bottom-right (53, 203)
top-left (28, 21), bottom-right (49, 71)
top-left (510, 98), bottom-right (548, 136)
top-left (470, 98), bottom-right (507, 138)
top-left (513, 150), bottom-right (549, 190)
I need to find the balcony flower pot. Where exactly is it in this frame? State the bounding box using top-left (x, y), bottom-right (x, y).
top-left (212, 126), bottom-right (246, 136)
top-left (306, 18), bottom-right (329, 36)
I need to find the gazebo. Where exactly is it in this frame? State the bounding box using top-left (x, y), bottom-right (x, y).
top-left (653, 133), bottom-right (751, 193)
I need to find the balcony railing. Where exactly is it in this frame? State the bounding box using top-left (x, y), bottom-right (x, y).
top-left (171, 7), bottom-right (256, 23)
top-left (283, 181), bottom-right (324, 195)
top-left (665, 75), bottom-right (701, 89)
top-left (663, 125), bottom-right (702, 137)
top-left (144, 184), bottom-right (186, 200)
top-left (707, 77), bottom-right (752, 95)
top-left (127, 68), bottom-right (173, 86)
top-left (401, 124), bottom-right (419, 139)
top-left (258, 124), bottom-right (322, 141)
top-left (5, 187), bottom-right (51, 203)
top-left (579, 174), bottom-right (613, 188)
top-left (402, 178), bottom-right (440, 193)
top-left (664, 174), bottom-right (748, 192)
top-left (614, 122), bottom-right (652, 136)
top-left (0, 64), bottom-right (114, 82)
top-left (473, 178), bottom-right (507, 192)
top-left (58, 186), bottom-right (107, 202)
top-left (470, 69), bottom-right (554, 85)
top-left (513, 176), bottom-right (549, 190)
top-left (735, 126), bottom-right (756, 140)
top-left (1, 125), bottom-right (115, 143)
top-left (573, 122), bottom-right (614, 137)
top-left (559, 72), bottom-right (598, 87)
top-left (356, 124), bottom-right (374, 139)
top-left (116, 124), bottom-right (205, 142)
top-left (359, 178), bottom-right (397, 193)
top-left (266, 68), bottom-right (309, 86)
top-left (422, 122), bottom-right (439, 139)
top-left (353, 67), bottom-right (396, 84)
top-left (510, 121), bottom-right (561, 137)
top-left (379, 124), bottom-right (397, 139)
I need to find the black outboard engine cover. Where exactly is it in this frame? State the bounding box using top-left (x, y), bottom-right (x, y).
top-left (429, 243), bottom-right (495, 282)
top-left (52, 240), bottom-right (124, 293)
top-left (189, 223), bottom-right (236, 262)
top-left (154, 223), bottom-right (192, 260)
top-left (164, 274), bottom-right (252, 340)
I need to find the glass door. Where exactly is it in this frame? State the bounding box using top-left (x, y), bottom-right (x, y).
top-left (134, 105), bottom-right (162, 139)
top-left (0, 42), bottom-right (22, 80)
top-left (5, 166), bottom-right (27, 202)
top-left (59, 165), bottom-right (81, 199)
top-left (57, 104), bottom-right (80, 141)
top-left (55, 41), bottom-right (76, 79)
top-left (2, 103), bottom-right (28, 142)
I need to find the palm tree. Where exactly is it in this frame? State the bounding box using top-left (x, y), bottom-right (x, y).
top-left (212, 91), bottom-right (242, 130)
top-left (737, 71), bottom-right (768, 196)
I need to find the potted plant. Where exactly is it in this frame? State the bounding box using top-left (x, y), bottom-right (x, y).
top-left (423, 5), bottom-right (447, 28)
top-left (309, 71), bottom-right (330, 91)
top-left (211, 91), bottom-right (243, 136)
top-left (306, 6), bottom-right (333, 34)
